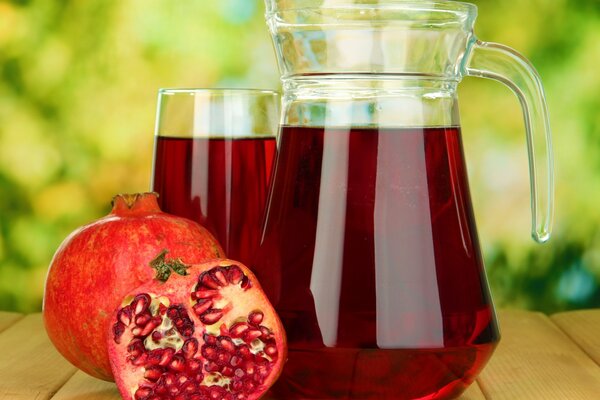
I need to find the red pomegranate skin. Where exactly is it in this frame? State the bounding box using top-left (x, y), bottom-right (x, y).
top-left (43, 193), bottom-right (224, 381)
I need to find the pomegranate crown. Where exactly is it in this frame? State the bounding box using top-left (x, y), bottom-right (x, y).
top-left (111, 192), bottom-right (161, 216)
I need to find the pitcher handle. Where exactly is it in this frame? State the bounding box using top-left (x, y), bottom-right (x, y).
top-left (464, 39), bottom-right (554, 243)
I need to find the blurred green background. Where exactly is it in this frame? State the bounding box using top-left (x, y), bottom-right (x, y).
top-left (0, 0), bottom-right (598, 313)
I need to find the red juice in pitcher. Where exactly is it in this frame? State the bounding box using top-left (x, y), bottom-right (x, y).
top-left (255, 126), bottom-right (499, 399)
top-left (152, 136), bottom-right (277, 265)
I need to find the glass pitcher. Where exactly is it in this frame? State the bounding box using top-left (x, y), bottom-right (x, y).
top-left (257, 1), bottom-right (554, 399)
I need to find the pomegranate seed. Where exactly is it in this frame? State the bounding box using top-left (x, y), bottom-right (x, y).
top-left (245, 362), bottom-right (255, 375)
top-left (158, 303), bottom-right (168, 315)
top-left (264, 344), bottom-right (278, 357)
top-left (127, 339), bottom-right (144, 356)
top-left (151, 331), bottom-right (162, 342)
top-left (166, 328), bottom-right (176, 336)
top-left (132, 294), bottom-right (151, 315)
top-left (167, 307), bottom-right (179, 319)
top-left (200, 309), bottom-right (224, 325)
top-left (203, 333), bottom-right (217, 345)
top-left (177, 374), bottom-right (189, 385)
top-left (255, 356), bottom-right (268, 364)
top-left (193, 289), bottom-right (220, 299)
top-left (232, 380), bottom-right (244, 391)
top-left (212, 268), bottom-right (229, 286)
top-left (113, 322), bottom-right (125, 343)
top-left (248, 311), bottom-right (264, 325)
top-left (164, 373), bottom-right (176, 387)
top-left (227, 266), bottom-right (244, 284)
top-left (192, 299), bottom-right (213, 316)
top-left (134, 386), bottom-right (152, 400)
top-left (182, 381), bottom-right (199, 394)
top-left (174, 310), bottom-right (195, 337)
top-left (144, 366), bottom-right (162, 382)
top-left (169, 354), bottom-right (186, 372)
top-left (243, 329), bottom-right (262, 343)
top-left (158, 347), bottom-right (175, 367)
top-left (135, 314), bottom-right (151, 326)
top-left (244, 380), bottom-right (256, 392)
top-left (219, 323), bottom-right (230, 336)
top-left (217, 350), bottom-right (232, 364)
top-left (222, 366), bottom-right (234, 377)
top-left (169, 385), bottom-right (180, 396)
top-left (257, 364), bottom-right (270, 377)
top-left (139, 318), bottom-right (161, 336)
top-left (238, 345), bottom-right (252, 359)
top-left (182, 338), bottom-right (199, 359)
top-left (218, 336), bottom-right (235, 353)
top-left (209, 386), bottom-right (223, 399)
top-left (230, 322), bottom-right (249, 338)
top-left (205, 361), bottom-right (220, 372)
top-left (131, 353), bottom-right (148, 366)
top-left (259, 325), bottom-right (273, 339)
top-left (230, 355), bottom-right (242, 367)
top-left (234, 368), bottom-right (245, 378)
top-left (240, 275), bottom-right (251, 289)
top-left (187, 359), bottom-right (202, 373)
top-left (118, 305), bottom-right (133, 326)
top-left (146, 349), bottom-right (164, 366)
top-left (201, 345), bottom-right (218, 361)
top-left (200, 272), bottom-right (221, 289)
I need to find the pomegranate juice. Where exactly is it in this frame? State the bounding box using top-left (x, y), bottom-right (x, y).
top-left (152, 136), bottom-right (276, 265)
top-left (255, 126), bottom-right (499, 399)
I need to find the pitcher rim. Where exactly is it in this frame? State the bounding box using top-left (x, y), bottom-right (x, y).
top-left (265, 0), bottom-right (477, 15)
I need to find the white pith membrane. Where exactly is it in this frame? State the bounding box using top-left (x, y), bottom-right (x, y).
top-left (111, 262), bottom-right (281, 400)
top-left (142, 297), bottom-right (183, 352)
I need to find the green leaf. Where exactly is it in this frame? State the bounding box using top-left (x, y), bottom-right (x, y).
top-left (149, 249), bottom-right (189, 282)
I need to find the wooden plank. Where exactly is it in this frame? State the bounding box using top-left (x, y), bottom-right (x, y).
top-left (477, 310), bottom-right (600, 400)
top-left (0, 314), bottom-right (77, 400)
top-left (48, 360), bottom-right (487, 400)
top-left (0, 311), bottom-right (23, 333)
top-left (48, 372), bottom-right (486, 400)
top-left (551, 309), bottom-right (600, 366)
top-left (460, 381), bottom-right (487, 399)
top-left (50, 371), bottom-right (120, 400)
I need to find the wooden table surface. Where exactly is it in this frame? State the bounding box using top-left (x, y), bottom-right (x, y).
top-left (0, 309), bottom-right (599, 399)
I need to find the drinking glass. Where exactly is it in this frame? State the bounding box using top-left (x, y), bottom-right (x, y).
top-left (151, 89), bottom-right (280, 265)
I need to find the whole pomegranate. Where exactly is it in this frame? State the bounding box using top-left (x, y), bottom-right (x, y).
top-left (43, 193), bottom-right (224, 381)
top-left (108, 259), bottom-right (286, 400)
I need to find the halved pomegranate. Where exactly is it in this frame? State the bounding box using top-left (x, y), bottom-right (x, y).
top-left (108, 259), bottom-right (286, 400)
